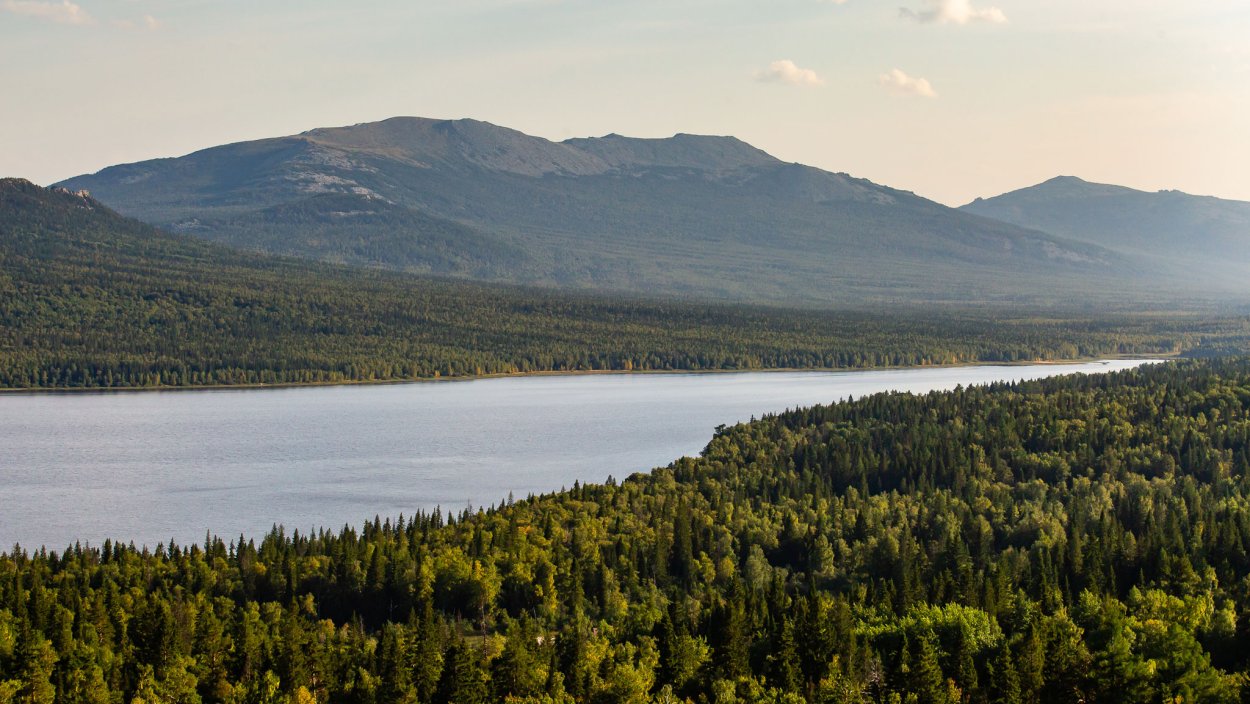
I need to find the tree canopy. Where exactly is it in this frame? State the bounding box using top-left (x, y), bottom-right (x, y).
top-left (4, 358), bottom-right (1250, 702)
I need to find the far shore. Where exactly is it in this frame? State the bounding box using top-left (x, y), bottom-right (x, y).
top-left (0, 354), bottom-right (1172, 396)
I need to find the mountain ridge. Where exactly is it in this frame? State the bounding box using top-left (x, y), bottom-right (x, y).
top-left (961, 175), bottom-right (1250, 289)
top-left (54, 117), bottom-right (1178, 306)
top-left (14, 176), bottom-right (1232, 391)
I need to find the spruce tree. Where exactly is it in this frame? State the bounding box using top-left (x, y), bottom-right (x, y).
top-left (433, 638), bottom-right (487, 704)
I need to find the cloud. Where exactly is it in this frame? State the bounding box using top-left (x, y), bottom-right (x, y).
top-left (900, 0), bottom-right (1006, 25)
top-left (755, 59), bottom-right (824, 87)
top-left (1, 0), bottom-right (91, 24)
top-left (112, 14), bottom-right (160, 30)
top-left (878, 68), bottom-right (937, 98)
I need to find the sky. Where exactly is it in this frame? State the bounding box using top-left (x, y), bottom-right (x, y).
top-left (2, 0), bottom-right (1248, 206)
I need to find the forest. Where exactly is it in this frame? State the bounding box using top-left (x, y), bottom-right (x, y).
top-left (3, 178), bottom-right (1250, 390)
top-left (4, 358), bottom-right (1250, 703)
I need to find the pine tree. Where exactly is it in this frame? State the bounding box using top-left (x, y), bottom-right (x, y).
top-left (491, 619), bottom-right (544, 700)
top-left (710, 596), bottom-right (750, 680)
top-left (908, 632), bottom-right (950, 704)
top-left (767, 616), bottom-right (802, 693)
top-left (671, 501), bottom-right (695, 586)
top-left (658, 604), bottom-right (708, 693)
top-left (15, 632), bottom-right (57, 704)
top-left (1014, 624), bottom-right (1044, 704)
top-left (376, 624), bottom-right (413, 703)
top-left (952, 625), bottom-right (978, 702)
top-left (798, 592), bottom-right (838, 685)
top-left (987, 645), bottom-right (1020, 704)
top-left (410, 602), bottom-right (444, 703)
top-left (433, 638), bottom-right (487, 704)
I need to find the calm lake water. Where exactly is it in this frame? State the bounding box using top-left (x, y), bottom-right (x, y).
top-left (1, 360), bottom-right (1153, 550)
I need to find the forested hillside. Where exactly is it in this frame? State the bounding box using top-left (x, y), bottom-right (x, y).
top-left (4, 177), bottom-right (1247, 390)
top-left (54, 117), bottom-right (1168, 307)
top-left (4, 359), bottom-right (1250, 702)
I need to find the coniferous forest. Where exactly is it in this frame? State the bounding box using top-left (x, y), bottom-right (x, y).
top-left (4, 178), bottom-right (1250, 391)
top-left (4, 358), bottom-right (1250, 703)
top-left (7, 3), bottom-right (1250, 704)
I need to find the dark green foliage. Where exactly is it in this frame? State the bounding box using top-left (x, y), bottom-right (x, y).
top-left (435, 639), bottom-right (488, 704)
top-left (490, 618), bottom-right (544, 700)
top-left (906, 633), bottom-right (952, 704)
top-left (6, 359), bottom-right (1250, 701)
top-left (3, 178), bottom-right (1250, 391)
top-left (709, 597), bottom-right (750, 680)
top-left (986, 645), bottom-right (1020, 704)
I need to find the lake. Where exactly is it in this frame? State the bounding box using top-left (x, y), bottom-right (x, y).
top-left (0, 360), bottom-right (1153, 549)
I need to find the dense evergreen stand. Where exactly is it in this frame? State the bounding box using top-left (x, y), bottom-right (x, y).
top-left (4, 359), bottom-right (1250, 702)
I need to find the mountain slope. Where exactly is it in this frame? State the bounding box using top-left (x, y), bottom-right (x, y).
top-left (13, 177), bottom-right (1230, 389)
top-left (961, 176), bottom-right (1250, 286)
top-left (203, 192), bottom-right (527, 275)
top-left (55, 117), bottom-right (1146, 306)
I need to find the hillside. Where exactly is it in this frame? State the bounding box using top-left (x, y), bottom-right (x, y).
top-left (4, 177), bottom-right (1248, 389)
top-left (962, 176), bottom-right (1250, 287)
top-left (206, 193), bottom-right (526, 275)
top-left (5, 358), bottom-right (1250, 702)
top-left (53, 117), bottom-right (1153, 307)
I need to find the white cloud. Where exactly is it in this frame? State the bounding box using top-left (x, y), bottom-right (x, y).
top-left (112, 13), bottom-right (160, 30)
top-left (1, 0), bottom-right (91, 24)
top-left (755, 59), bottom-right (824, 87)
top-left (878, 68), bottom-right (938, 98)
top-left (900, 0), bottom-right (1006, 25)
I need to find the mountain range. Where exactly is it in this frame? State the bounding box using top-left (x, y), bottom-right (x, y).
top-left (55, 116), bottom-right (1169, 307)
top-left (961, 176), bottom-right (1250, 285)
top-left (18, 176), bottom-right (1229, 390)
top-left (49, 117), bottom-right (1250, 306)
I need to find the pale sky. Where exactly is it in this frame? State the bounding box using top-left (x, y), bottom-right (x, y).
top-left (2, 0), bottom-right (1248, 206)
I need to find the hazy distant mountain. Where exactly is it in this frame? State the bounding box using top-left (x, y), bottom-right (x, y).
top-left (18, 177), bottom-right (1210, 392)
top-left (57, 117), bottom-right (1153, 305)
top-left (962, 176), bottom-right (1250, 285)
top-left (205, 193), bottom-right (527, 275)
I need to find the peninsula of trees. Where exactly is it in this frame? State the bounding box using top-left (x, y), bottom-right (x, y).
top-left (3, 358), bottom-right (1250, 702)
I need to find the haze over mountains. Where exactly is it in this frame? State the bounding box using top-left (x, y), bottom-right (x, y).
top-left (961, 176), bottom-right (1250, 285)
top-left (56, 116), bottom-right (1159, 307)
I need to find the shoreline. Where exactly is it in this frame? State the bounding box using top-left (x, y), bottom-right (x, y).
top-left (0, 355), bottom-right (1169, 550)
top-left (0, 354), bottom-right (1173, 396)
